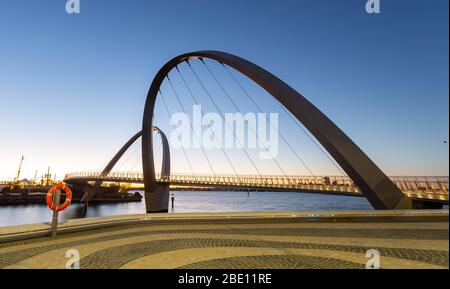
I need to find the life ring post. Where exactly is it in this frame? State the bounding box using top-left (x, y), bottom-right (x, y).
top-left (50, 188), bottom-right (61, 238)
top-left (46, 182), bottom-right (72, 237)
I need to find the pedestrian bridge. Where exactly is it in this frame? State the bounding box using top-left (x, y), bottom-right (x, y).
top-left (64, 171), bottom-right (449, 204)
top-left (61, 51), bottom-right (449, 212)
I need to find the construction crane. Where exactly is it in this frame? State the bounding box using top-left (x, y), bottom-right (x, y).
top-left (33, 170), bottom-right (38, 186)
top-left (12, 155), bottom-right (24, 188)
top-left (42, 166), bottom-right (53, 187)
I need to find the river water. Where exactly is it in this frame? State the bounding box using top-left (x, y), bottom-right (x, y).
top-left (0, 191), bottom-right (373, 227)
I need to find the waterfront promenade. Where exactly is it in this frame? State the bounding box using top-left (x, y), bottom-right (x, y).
top-left (0, 210), bottom-right (448, 269)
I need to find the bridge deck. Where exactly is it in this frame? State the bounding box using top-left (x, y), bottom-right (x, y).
top-left (63, 172), bottom-right (449, 204)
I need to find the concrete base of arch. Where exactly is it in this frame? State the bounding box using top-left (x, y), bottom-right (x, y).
top-left (145, 184), bottom-right (170, 213)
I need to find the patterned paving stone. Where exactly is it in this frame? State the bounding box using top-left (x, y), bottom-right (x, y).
top-left (1, 226), bottom-right (447, 250)
top-left (0, 225), bottom-right (448, 268)
top-left (1, 215), bottom-right (448, 269)
top-left (178, 254), bottom-right (365, 269)
top-left (79, 238), bottom-right (448, 269)
top-left (2, 217), bottom-right (446, 249)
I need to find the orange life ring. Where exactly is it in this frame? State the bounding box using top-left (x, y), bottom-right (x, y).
top-left (46, 182), bottom-right (72, 212)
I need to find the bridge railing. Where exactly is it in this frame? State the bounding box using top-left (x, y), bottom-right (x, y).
top-left (391, 176), bottom-right (449, 194)
top-left (164, 175), bottom-right (361, 195)
top-left (65, 171), bottom-right (352, 183)
top-left (64, 171), bottom-right (449, 199)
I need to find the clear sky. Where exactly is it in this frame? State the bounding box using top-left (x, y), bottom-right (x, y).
top-left (0, 0), bottom-right (448, 180)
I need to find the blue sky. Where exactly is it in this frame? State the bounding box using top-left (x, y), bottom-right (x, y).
top-left (0, 0), bottom-right (448, 179)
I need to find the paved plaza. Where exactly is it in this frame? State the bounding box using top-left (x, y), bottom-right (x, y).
top-left (0, 211), bottom-right (448, 269)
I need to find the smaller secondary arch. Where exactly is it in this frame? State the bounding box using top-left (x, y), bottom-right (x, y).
top-left (83, 127), bottom-right (170, 203)
top-left (100, 127), bottom-right (170, 179)
top-left (67, 127), bottom-right (171, 206)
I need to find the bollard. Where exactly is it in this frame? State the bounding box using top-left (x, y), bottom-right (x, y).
top-left (46, 182), bottom-right (72, 238)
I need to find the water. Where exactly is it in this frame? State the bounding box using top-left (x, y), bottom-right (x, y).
top-left (0, 191), bottom-right (373, 227)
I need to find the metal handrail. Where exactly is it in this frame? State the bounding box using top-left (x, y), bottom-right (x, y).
top-left (63, 171), bottom-right (449, 200)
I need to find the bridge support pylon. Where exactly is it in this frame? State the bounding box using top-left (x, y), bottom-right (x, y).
top-left (145, 184), bottom-right (170, 213)
top-left (145, 126), bottom-right (171, 213)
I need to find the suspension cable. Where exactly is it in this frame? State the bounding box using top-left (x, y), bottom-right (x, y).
top-left (200, 59), bottom-right (298, 180)
top-left (187, 60), bottom-right (265, 180)
top-left (175, 65), bottom-right (240, 178)
top-left (276, 102), bottom-right (347, 176)
top-left (115, 139), bottom-right (140, 172)
top-left (220, 63), bottom-right (316, 176)
top-left (222, 65), bottom-right (346, 176)
top-left (159, 89), bottom-right (195, 175)
top-left (166, 74), bottom-right (217, 176)
top-left (128, 147), bottom-right (144, 172)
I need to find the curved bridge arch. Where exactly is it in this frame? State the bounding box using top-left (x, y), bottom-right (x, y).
top-left (84, 127), bottom-right (170, 202)
top-left (142, 50), bottom-right (412, 212)
top-left (101, 127), bottom-right (170, 179)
